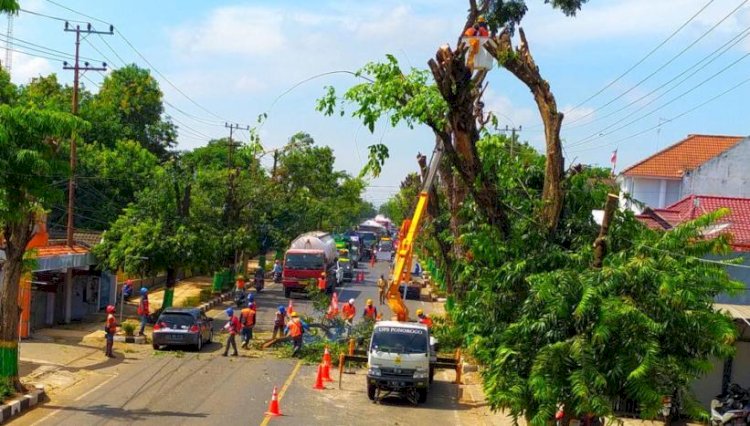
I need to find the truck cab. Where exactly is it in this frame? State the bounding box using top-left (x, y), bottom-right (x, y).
top-left (367, 321), bottom-right (433, 404)
top-left (282, 249), bottom-right (333, 297)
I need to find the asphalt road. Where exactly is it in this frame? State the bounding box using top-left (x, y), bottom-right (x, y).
top-left (18, 260), bottom-right (457, 426)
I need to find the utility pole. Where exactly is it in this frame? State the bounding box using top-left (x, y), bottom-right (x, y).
top-left (499, 125), bottom-right (522, 157)
top-left (224, 123), bottom-right (250, 274)
top-left (62, 22), bottom-right (111, 323)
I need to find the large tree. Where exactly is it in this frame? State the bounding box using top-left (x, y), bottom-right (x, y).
top-left (0, 106), bottom-right (86, 391)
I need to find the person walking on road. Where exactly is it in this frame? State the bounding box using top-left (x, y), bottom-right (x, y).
top-left (285, 312), bottom-right (309, 357)
top-left (363, 299), bottom-right (377, 322)
top-left (223, 308), bottom-right (240, 357)
top-left (137, 288), bottom-right (149, 336)
top-left (104, 305), bottom-right (117, 358)
top-left (272, 306), bottom-right (287, 339)
top-left (376, 275), bottom-right (387, 305)
top-left (239, 302), bottom-right (256, 349)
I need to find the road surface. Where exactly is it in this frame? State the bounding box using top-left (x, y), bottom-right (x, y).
top-left (16, 261), bottom-right (474, 426)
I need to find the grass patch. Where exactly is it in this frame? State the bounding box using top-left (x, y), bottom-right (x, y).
top-left (182, 296), bottom-right (200, 307)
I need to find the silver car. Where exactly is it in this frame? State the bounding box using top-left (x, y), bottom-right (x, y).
top-left (152, 308), bottom-right (214, 351)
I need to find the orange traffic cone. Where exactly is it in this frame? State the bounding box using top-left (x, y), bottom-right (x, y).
top-left (323, 345), bottom-right (332, 366)
top-left (322, 361), bottom-right (333, 382)
top-left (265, 386), bottom-right (282, 416)
top-left (313, 364), bottom-right (326, 390)
top-left (287, 299), bottom-right (295, 315)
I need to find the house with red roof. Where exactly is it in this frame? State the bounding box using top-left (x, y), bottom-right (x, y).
top-left (618, 134), bottom-right (750, 213)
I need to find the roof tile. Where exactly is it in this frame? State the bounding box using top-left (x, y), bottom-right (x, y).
top-left (621, 134), bottom-right (746, 178)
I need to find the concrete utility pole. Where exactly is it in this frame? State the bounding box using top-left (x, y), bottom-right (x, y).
top-left (224, 123), bottom-right (250, 274)
top-left (62, 22), bottom-right (112, 323)
top-left (499, 125), bottom-right (522, 157)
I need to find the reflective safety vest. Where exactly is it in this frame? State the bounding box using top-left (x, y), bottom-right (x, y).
top-left (288, 319), bottom-right (303, 337)
top-left (419, 316), bottom-right (433, 328)
top-left (364, 305), bottom-right (377, 320)
top-left (318, 277), bottom-right (326, 291)
top-left (342, 303), bottom-right (356, 320)
top-left (106, 314), bottom-right (117, 333)
top-left (240, 308), bottom-right (256, 327)
top-left (137, 298), bottom-right (149, 316)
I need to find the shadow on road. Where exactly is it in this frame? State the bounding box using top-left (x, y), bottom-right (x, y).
top-left (40, 404), bottom-right (209, 421)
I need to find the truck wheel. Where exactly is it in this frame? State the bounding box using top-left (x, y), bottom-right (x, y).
top-left (367, 383), bottom-right (376, 401)
top-left (284, 287), bottom-right (291, 298)
top-left (417, 389), bottom-right (428, 404)
top-left (152, 343), bottom-right (160, 350)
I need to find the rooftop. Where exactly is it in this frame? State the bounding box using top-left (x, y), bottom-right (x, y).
top-left (636, 195), bottom-right (750, 251)
top-left (621, 134), bottom-right (746, 178)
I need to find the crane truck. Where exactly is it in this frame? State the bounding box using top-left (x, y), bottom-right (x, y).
top-left (366, 145), bottom-right (443, 404)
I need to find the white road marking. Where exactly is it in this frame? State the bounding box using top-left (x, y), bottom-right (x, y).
top-left (29, 372), bottom-right (119, 426)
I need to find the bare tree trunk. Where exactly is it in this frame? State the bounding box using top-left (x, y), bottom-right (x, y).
top-left (485, 28), bottom-right (565, 233)
top-left (0, 214), bottom-right (35, 392)
top-left (427, 46), bottom-right (510, 238)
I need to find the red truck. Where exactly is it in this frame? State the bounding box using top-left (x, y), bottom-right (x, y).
top-left (282, 231), bottom-right (337, 298)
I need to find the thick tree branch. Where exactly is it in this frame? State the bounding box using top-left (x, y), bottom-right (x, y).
top-left (485, 27), bottom-right (565, 232)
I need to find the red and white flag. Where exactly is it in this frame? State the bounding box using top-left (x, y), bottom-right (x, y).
top-left (610, 149), bottom-right (618, 175)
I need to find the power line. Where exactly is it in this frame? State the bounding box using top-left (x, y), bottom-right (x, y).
top-left (562, 0), bottom-right (718, 117)
top-left (19, 8), bottom-right (87, 24)
top-left (563, 22), bottom-right (750, 136)
top-left (568, 74), bottom-right (750, 154)
top-left (562, 0), bottom-right (749, 128)
top-left (566, 52), bottom-right (750, 149)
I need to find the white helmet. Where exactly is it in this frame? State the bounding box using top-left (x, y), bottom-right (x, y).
top-left (349, 298), bottom-right (355, 304)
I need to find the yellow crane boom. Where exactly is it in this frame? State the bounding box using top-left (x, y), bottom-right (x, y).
top-left (385, 145), bottom-right (443, 321)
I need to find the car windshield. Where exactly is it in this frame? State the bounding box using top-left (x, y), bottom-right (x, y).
top-left (371, 327), bottom-right (428, 354)
top-left (285, 253), bottom-right (324, 270)
top-left (379, 241), bottom-right (394, 251)
top-left (157, 313), bottom-right (195, 330)
top-left (360, 233), bottom-right (377, 244)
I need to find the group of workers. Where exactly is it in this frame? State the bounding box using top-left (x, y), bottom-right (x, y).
top-left (104, 263), bottom-right (434, 358)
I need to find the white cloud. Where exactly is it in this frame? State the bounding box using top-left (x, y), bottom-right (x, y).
top-left (482, 89), bottom-right (537, 129)
top-left (561, 104), bottom-right (596, 125)
top-left (10, 52), bottom-right (52, 84)
top-left (169, 6), bottom-right (286, 56)
top-left (526, 0), bottom-right (750, 46)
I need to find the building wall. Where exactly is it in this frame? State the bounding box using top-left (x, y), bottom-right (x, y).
top-left (620, 177), bottom-right (679, 213)
top-left (712, 254), bottom-right (750, 305)
top-left (683, 138), bottom-right (750, 198)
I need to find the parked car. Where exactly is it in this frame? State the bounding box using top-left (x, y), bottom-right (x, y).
top-left (152, 308), bottom-right (213, 351)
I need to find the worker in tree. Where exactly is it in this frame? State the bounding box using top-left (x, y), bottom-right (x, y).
top-left (285, 312), bottom-right (309, 357)
top-left (464, 15), bottom-right (489, 37)
top-left (104, 305), bottom-right (117, 358)
top-left (137, 287), bottom-right (149, 336)
top-left (239, 301), bottom-right (256, 349)
top-left (222, 308), bottom-right (240, 357)
top-left (416, 308), bottom-right (433, 328)
top-left (272, 306), bottom-right (287, 339)
top-left (376, 275), bottom-right (387, 305)
top-left (363, 299), bottom-right (377, 321)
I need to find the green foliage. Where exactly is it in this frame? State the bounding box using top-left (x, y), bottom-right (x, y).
top-left (0, 377), bottom-right (12, 400)
top-left (484, 0), bottom-right (589, 34)
top-left (0, 0), bottom-right (19, 13)
top-left (121, 320), bottom-right (137, 336)
top-left (0, 68), bottom-right (16, 105)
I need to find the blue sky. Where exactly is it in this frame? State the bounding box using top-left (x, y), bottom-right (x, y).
top-left (6, 0), bottom-right (750, 206)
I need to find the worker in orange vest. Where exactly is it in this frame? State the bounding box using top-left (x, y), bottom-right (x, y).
top-left (342, 298), bottom-right (356, 335)
top-left (317, 272), bottom-right (326, 292)
top-left (285, 312), bottom-right (309, 357)
top-left (104, 305), bottom-right (117, 358)
top-left (464, 15), bottom-right (489, 37)
top-left (416, 308), bottom-right (433, 328)
top-left (363, 299), bottom-right (377, 321)
top-left (239, 301), bottom-right (256, 349)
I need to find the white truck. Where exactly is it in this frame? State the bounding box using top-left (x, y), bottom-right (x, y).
top-left (367, 321), bottom-right (435, 404)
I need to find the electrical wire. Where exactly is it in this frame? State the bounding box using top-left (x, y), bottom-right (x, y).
top-left (562, 0), bottom-right (749, 128)
top-left (562, 0), bottom-right (718, 117)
